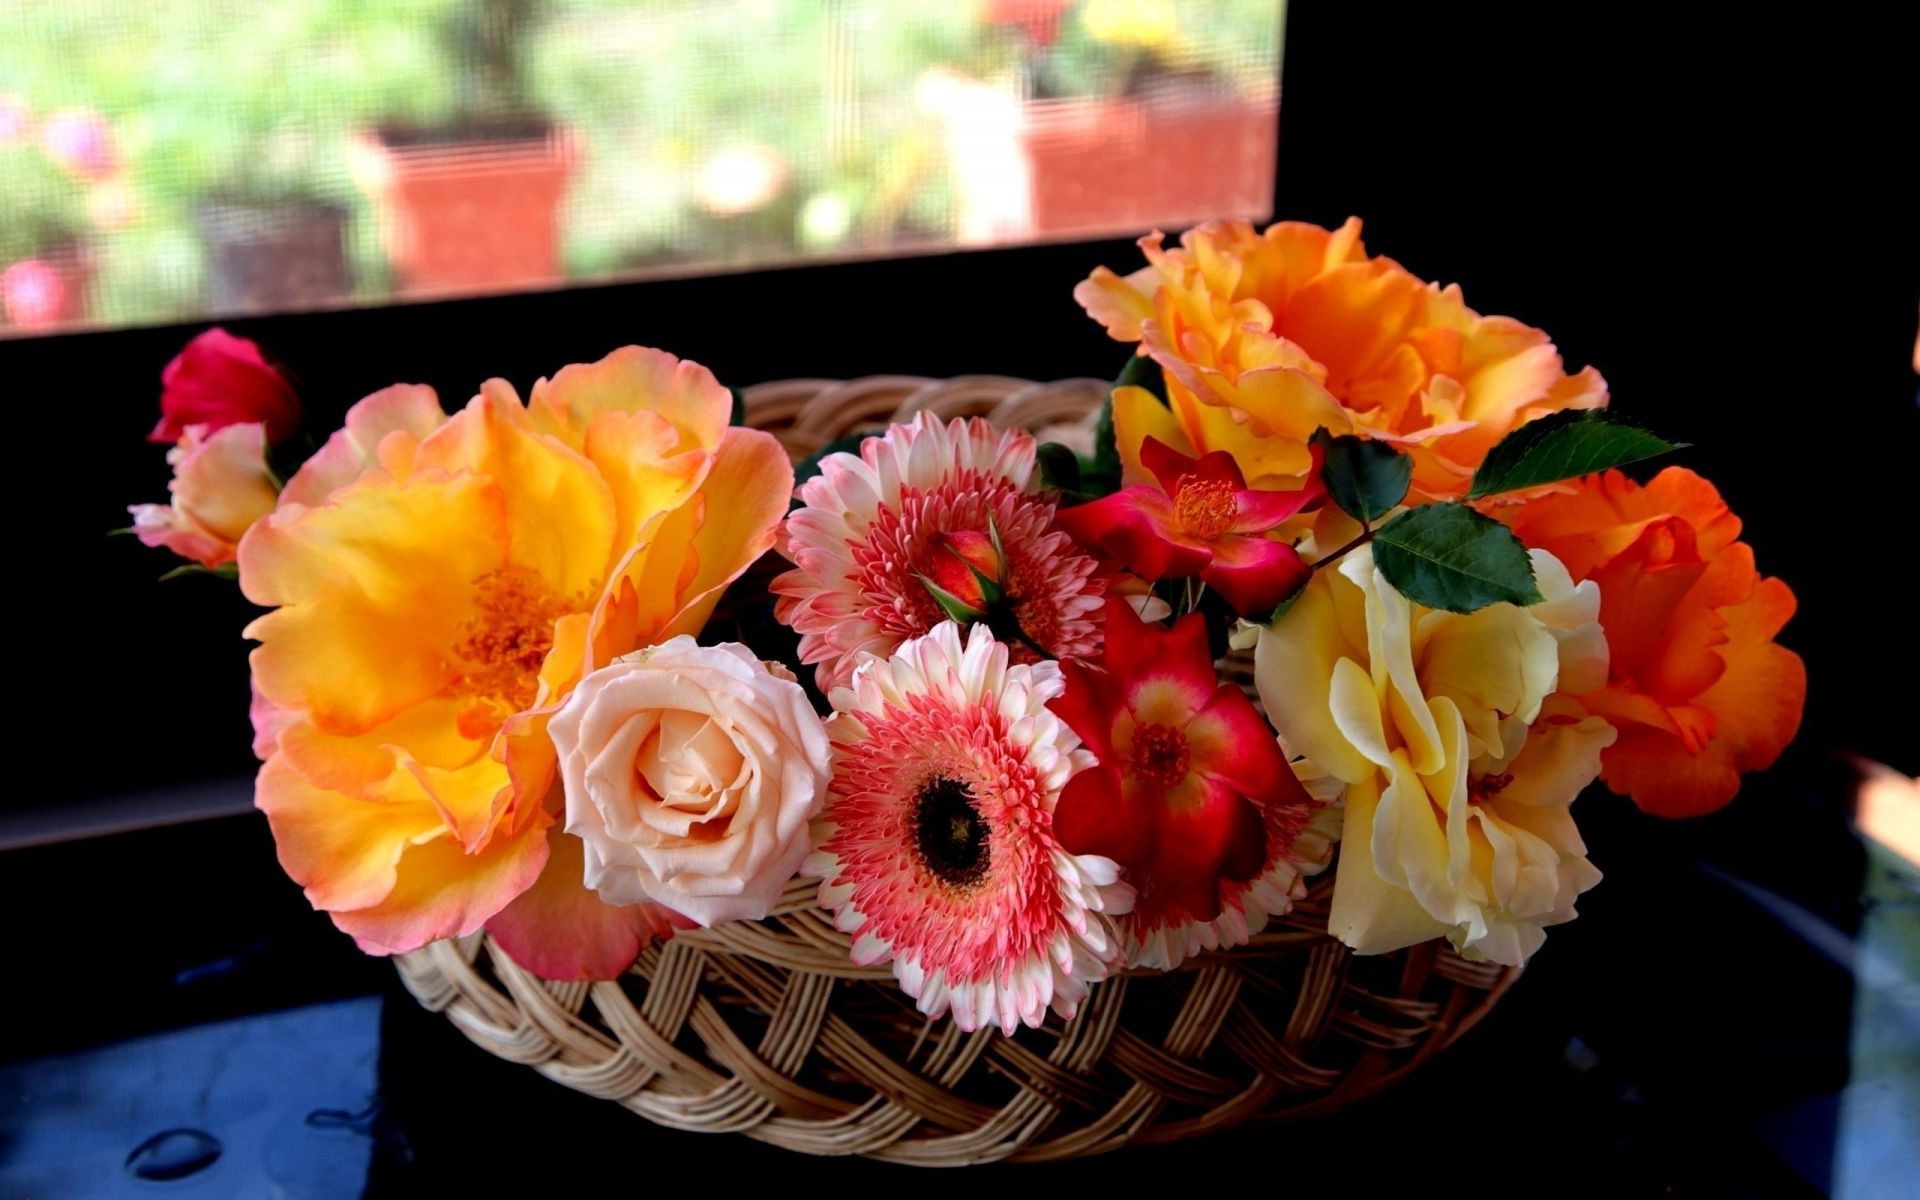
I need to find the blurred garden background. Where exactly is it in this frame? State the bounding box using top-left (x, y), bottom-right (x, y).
top-left (0, 0), bottom-right (1283, 335)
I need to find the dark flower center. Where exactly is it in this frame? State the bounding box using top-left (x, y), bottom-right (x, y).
top-left (914, 776), bottom-right (991, 886)
top-left (1131, 723), bottom-right (1191, 789)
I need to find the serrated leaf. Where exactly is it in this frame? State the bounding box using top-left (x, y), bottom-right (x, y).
top-left (1372, 503), bottom-right (1542, 613)
top-left (1265, 577), bottom-right (1308, 624)
top-left (1312, 428), bottom-right (1411, 524)
top-left (792, 432), bottom-right (874, 492)
top-left (1467, 409), bottom-right (1683, 499)
top-left (728, 387), bottom-right (748, 427)
top-left (1081, 393), bottom-right (1122, 494)
top-left (1037, 442), bottom-right (1083, 495)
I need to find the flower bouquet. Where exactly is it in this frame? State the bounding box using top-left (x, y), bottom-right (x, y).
top-left (125, 218), bottom-right (1805, 1163)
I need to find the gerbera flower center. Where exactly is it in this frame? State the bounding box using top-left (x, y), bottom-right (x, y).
top-left (913, 775), bottom-right (992, 887)
top-left (1173, 475), bottom-right (1237, 540)
top-left (451, 566), bottom-right (575, 713)
top-left (1131, 723), bottom-right (1191, 788)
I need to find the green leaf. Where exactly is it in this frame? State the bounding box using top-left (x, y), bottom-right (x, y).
top-left (159, 562), bottom-right (240, 583)
top-left (1037, 442), bottom-right (1083, 495)
top-left (1312, 428), bottom-right (1412, 524)
top-left (1467, 410), bottom-right (1684, 499)
top-left (1372, 503), bottom-right (1542, 613)
top-left (1114, 353), bottom-right (1167, 404)
top-left (728, 387), bottom-right (748, 427)
top-left (1075, 393), bottom-right (1122, 497)
top-left (917, 574), bottom-right (985, 624)
top-left (792, 432), bottom-right (874, 492)
top-left (1265, 577), bottom-right (1309, 624)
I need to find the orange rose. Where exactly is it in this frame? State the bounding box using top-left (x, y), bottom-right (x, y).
top-left (1499, 467), bottom-right (1805, 817)
top-left (240, 347), bottom-right (792, 977)
top-left (1078, 218), bottom-right (1607, 496)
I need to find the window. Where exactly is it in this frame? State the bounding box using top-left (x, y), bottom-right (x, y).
top-left (0, 0), bottom-right (1283, 335)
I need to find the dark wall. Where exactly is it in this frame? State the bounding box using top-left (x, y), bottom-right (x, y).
top-left (6, 3), bottom-right (1915, 817)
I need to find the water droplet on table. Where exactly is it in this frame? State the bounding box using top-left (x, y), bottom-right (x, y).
top-left (125, 1127), bottom-right (223, 1181)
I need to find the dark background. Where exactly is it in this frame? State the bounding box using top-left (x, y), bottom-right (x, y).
top-left (1, 3), bottom-right (1914, 1196)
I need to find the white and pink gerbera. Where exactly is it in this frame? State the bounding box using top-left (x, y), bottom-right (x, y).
top-left (805, 622), bottom-right (1133, 1034)
top-left (773, 411), bottom-right (1106, 693)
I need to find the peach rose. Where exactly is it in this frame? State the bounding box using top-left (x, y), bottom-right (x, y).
top-left (129, 422), bottom-right (279, 568)
top-left (550, 637), bottom-right (831, 926)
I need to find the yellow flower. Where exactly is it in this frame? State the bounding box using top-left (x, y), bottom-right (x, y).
top-left (241, 347), bottom-right (791, 975)
top-left (1079, 219), bottom-right (1607, 496)
top-left (1252, 525), bottom-right (1615, 965)
top-left (1082, 0), bottom-right (1178, 48)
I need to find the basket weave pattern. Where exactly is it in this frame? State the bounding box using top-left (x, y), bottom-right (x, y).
top-left (393, 375), bottom-right (1517, 1164)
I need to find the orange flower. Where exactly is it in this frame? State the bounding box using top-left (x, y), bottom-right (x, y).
top-left (1499, 467), bottom-right (1805, 817)
top-left (240, 347), bottom-right (792, 976)
top-left (1077, 218), bottom-right (1607, 496)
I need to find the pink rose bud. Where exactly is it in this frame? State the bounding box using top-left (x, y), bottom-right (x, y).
top-left (151, 328), bottom-right (301, 445)
top-left (128, 423), bottom-right (280, 568)
top-left (919, 526), bottom-right (1008, 618)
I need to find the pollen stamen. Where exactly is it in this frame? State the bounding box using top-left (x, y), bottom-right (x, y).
top-left (450, 566), bottom-right (577, 713)
top-left (1131, 723), bottom-right (1191, 789)
top-left (1173, 475), bottom-right (1238, 540)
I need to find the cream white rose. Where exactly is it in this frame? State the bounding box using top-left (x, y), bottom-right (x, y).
top-left (550, 637), bottom-right (831, 927)
top-left (1254, 543), bottom-right (1616, 966)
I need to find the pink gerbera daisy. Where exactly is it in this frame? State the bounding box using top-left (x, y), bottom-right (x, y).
top-left (805, 622), bottom-right (1133, 1034)
top-left (774, 411), bottom-right (1105, 693)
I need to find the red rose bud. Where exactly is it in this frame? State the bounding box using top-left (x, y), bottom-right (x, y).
top-left (150, 328), bottom-right (301, 446)
top-left (917, 528), bottom-right (1007, 622)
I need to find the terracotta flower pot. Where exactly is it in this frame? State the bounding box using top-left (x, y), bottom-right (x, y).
top-left (352, 126), bottom-right (577, 296)
top-left (1019, 92), bottom-right (1277, 237)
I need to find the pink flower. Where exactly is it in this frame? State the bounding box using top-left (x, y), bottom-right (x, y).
top-left (805, 622), bottom-right (1132, 1033)
top-left (40, 107), bottom-right (116, 179)
top-left (151, 329), bottom-right (302, 446)
top-left (775, 412), bottom-right (1106, 692)
top-left (547, 638), bottom-right (831, 928)
top-left (128, 423), bottom-right (280, 568)
top-left (1056, 437), bottom-right (1320, 616)
top-left (1049, 599), bottom-right (1325, 968)
top-left (2, 259), bottom-right (67, 329)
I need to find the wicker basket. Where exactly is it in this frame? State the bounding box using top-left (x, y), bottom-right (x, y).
top-left (392, 374), bottom-right (1518, 1165)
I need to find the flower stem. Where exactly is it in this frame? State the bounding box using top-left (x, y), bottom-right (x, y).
top-left (1311, 525), bottom-right (1374, 572)
top-left (987, 609), bottom-right (1056, 660)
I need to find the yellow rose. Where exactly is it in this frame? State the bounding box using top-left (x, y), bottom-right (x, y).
top-left (1253, 534), bottom-right (1615, 965)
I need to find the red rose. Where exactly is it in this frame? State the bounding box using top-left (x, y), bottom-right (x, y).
top-left (150, 328), bottom-right (300, 445)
